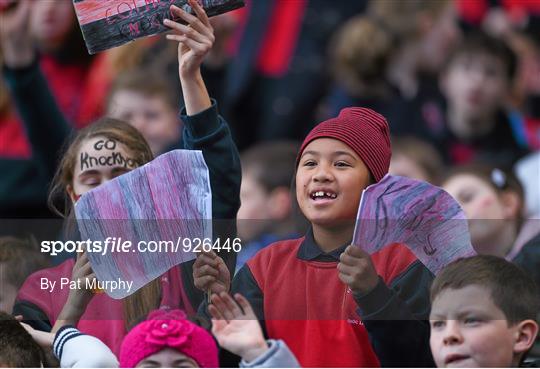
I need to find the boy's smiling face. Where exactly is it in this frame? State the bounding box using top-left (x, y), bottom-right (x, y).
top-left (296, 138), bottom-right (370, 227)
top-left (430, 284), bottom-right (525, 368)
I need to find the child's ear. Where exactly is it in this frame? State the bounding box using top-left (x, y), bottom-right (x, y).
top-left (514, 319), bottom-right (538, 354)
top-left (268, 187), bottom-right (292, 220)
top-left (66, 184), bottom-right (77, 204)
top-left (513, 319), bottom-right (539, 355)
top-left (500, 191), bottom-right (521, 219)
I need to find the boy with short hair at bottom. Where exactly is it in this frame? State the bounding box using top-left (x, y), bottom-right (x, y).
top-left (0, 311), bottom-right (45, 367)
top-left (195, 108), bottom-right (434, 367)
top-left (430, 255), bottom-right (540, 367)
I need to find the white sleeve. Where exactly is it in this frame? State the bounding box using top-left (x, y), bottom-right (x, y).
top-left (53, 326), bottom-right (119, 368)
top-left (240, 339), bottom-right (301, 368)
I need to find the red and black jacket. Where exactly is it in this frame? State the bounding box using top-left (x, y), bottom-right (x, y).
top-left (231, 228), bottom-right (435, 367)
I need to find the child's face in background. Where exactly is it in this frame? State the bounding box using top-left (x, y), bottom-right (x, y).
top-left (68, 136), bottom-right (137, 201)
top-left (443, 53), bottom-right (508, 122)
top-left (108, 90), bottom-right (181, 155)
top-left (237, 172), bottom-right (272, 242)
top-left (30, 0), bottom-right (74, 50)
top-left (442, 174), bottom-right (515, 255)
top-left (389, 153), bottom-right (430, 182)
top-left (136, 348), bottom-right (198, 368)
top-left (296, 138), bottom-right (370, 228)
top-left (430, 285), bottom-right (523, 367)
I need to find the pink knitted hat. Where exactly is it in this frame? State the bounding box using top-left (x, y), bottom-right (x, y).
top-left (297, 107), bottom-right (391, 182)
top-left (119, 309), bottom-right (218, 368)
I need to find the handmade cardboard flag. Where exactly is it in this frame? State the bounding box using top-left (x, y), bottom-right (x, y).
top-left (75, 150), bottom-right (212, 299)
top-left (353, 174), bottom-right (475, 275)
top-left (73, 0), bottom-right (245, 54)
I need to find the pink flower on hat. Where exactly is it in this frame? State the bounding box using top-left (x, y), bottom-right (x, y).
top-left (119, 309), bottom-right (219, 368)
top-left (144, 318), bottom-right (194, 348)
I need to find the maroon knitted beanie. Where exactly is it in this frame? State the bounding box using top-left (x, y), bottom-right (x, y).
top-left (297, 107), bottom-right (391, 182)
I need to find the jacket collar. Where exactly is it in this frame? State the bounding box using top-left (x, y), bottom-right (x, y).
top-left (297, 227), bottom-right (350, 262)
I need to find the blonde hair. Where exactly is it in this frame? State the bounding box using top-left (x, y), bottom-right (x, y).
top-left (48, 117), bottom-right (160, 329)
top-left (391, 136), bottom-right (444, 182)
top-left (368, 0), bottom-right (450, 40)
top-left (331, 16), bottom-right (395, 95)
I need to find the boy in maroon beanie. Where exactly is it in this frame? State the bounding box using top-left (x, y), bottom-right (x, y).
top-left (194, 107), bottom-right (434, 367)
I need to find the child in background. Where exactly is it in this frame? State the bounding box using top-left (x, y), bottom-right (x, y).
top-left (0, 0), bottom-right (110, 219)
top-left (20, 320), bottom-right (118, 368)
top-left (195, 107), bottom-right (434, 367)
top-left (19, 310), bottom-right (218, 368)
top-left (0, 311), bottom-right (45, 367)
top-left (430, 255), bottom-right (539, 367)
top-left (389, 136), bottom-right (443, 183)
top-left (441, 164), bottom-right (540, 289)
top-left (437, 32), bottom-right (530, 166)
top-left (0, 236), bottom-right (49, 313)
top-left (21, 294), bottom-right (298, 368)
top-left (13, 0), bottom-right (240, 355)
top-left (106, 70), bottom-right (182, 156)
top-left (325, 0), bottom-right (459, 124)
top-left (236, 141), bottom-right (303, 270)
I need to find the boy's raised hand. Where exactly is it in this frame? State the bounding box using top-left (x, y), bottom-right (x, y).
top-left (209, 292), bottom-right (268, 363)
top-left (164, 0), bottom-right (215, 79)
top-left (193, 251), bottom-right (230, 294)
top-left (338, 245), bottom-right (380, 295)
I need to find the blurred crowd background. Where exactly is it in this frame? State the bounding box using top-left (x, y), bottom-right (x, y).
top-left (1, 0), bottom-right (540, 312)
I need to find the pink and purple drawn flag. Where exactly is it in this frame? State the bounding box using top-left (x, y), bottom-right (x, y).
top-left (353, 175), bottom-right (475, 275)
top-left (75, 150), bottom-right (212, 299)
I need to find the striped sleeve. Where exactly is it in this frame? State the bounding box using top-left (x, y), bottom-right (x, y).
top-left (53, 326), bottom-right (83, 360)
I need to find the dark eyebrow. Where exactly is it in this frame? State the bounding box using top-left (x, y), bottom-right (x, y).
top-left (429, 312), bottom-right (444, 320)
top-left (300, 150), bottom-right (357, 160)
top-left (173, 359), bottom-right (195, 365)
top-left (333, 151), bottom-right (357, 160)
top-left (300, 150), bottom-right (319, 159)
top-left (139, 359), bottom-right (159, 365)
top-left (78, 170), bottom-right (101, 177)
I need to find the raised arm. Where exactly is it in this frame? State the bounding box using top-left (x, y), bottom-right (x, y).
top-left (164, 0), bottom-right (214, 115)
top-left (0, 0), bottom-right (71, 179)
top-left (164, 1), bottom-right (241, 306)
